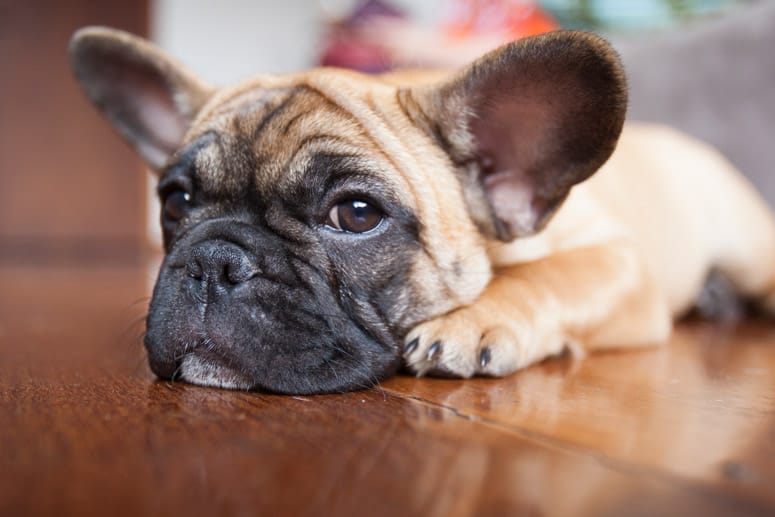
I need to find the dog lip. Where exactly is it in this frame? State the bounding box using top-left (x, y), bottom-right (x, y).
top-left (179, 353), bottom-right (253, 390)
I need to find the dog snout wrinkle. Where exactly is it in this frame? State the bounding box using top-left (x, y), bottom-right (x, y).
top-left (186, 241), bottom-right (258, 300)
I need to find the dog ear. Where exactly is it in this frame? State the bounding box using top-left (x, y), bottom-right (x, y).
top-left (401, 31), bottom-right (627, 240)
top-left (69, 27), bottom-right (213, 171)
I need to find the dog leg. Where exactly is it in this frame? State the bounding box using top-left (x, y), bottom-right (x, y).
top-left (705, 163), bottom-right (775, 317)
top-left (404, 242), bottom-right (671, 377)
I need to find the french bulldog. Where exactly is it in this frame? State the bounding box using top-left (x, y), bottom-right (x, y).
top-left (69, 27), bottom-right (775, 394)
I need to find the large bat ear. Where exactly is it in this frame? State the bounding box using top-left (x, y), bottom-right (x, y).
top-left (401, 31), bottom-right (627, 240)
top-left (69, 26), bottom-right (214, 171)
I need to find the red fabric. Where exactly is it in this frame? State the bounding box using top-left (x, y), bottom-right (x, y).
top-left (445, 0), bottom-right (559, 41)
top-left (319, 0), bottom-right (559, 72)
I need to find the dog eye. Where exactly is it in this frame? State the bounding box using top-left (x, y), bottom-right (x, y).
top-left (163, 190), bottom-right (191, 223)
top-left (326, 200), bottom-right (383, 233)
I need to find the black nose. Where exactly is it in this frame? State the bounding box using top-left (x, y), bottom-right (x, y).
top-left (186, 241), bottom-right (257, 298)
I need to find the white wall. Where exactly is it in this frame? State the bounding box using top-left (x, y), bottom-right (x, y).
top-left (151, 0), bottom-right (324, 84)
top-left (150, 0), bottom-right (448, 83)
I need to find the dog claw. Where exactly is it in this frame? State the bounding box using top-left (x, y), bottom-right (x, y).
top-left (479, 347), bottom-right (491, 368)
top-left (414, 340), bottom-right (443, 377)
top-left (427, 340), bottom-right (442, 361)
top-left (404, 338), bottom-right (419, 356)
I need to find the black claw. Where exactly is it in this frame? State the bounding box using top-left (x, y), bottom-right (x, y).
top-left (404, 338), bottom-right (419, 355)
top-left (479, 347), bottom-right (492, 368)
top-left (427, 341), bottom-right (442, 361)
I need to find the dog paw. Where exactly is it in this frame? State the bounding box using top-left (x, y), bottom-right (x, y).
top-left (403, 304), bottom-right (566, 378)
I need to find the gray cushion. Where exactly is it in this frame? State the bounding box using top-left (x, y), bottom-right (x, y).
top-left (613, 1), bottom-right (775, 205)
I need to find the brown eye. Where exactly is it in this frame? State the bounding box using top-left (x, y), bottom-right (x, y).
top-left (326, 200), bottom-right (383, 233)
top-left (163, 190), bottom-right (191, 223)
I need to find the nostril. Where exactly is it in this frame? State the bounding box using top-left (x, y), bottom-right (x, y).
top-left (223, 264), bottom-right (241, 285)
top-left (187, 240), bottom-right (257, 290)
top-left (187, 257), bottom-right (204, 280)
top-left (225, 259), bottom-right (256, 284)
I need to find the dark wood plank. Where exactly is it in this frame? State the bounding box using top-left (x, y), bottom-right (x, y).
top-left (384, 325), bottom-right (775, 507)
top-left (0, 263), bottom-right (773, 516)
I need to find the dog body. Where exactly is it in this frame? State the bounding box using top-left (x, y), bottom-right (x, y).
top-left (70, 28), bottom-right (775, 393)
top-left (570, 124), bottom-right (775, 316)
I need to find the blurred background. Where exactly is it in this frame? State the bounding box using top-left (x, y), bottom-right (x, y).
top-left (1, 0), bottom-right (773, 264)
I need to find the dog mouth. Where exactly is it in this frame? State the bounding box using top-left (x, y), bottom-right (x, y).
top-left (146, 320), bottom-right (401, 394)
top-left (145, 222), bottom-right (405, 394)
top-left (178, 351), bottom-right (254, 391)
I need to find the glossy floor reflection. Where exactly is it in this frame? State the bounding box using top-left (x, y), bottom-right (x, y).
top-left (1, 262), bottom-right (773, 516)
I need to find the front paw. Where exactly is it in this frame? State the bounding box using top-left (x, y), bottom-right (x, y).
top-left (403, 304), bottom-right (566, 378)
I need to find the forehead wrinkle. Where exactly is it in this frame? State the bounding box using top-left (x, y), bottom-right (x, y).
top-left (193, 86), bottom-right (300, 136)
top-left (302, 79), bottom-right (417, 208)
top-left (193, 139), bottom-right (225, 192)
top-left (248, 88), bottom-right (305, 143)
top-left (273, 101), bottom-right (390, 196)
top-left (291, 90), bottom-right (417, 213)
top-left (187, 88), bottom-right (310, 198)
top-left (193, 72), bottom-right (302, 125)
top-left (250, 91), bottom-right (375, 191)
top-left (186, 79), bottom-right (419, 218)
top-left (163, 131), bottom-right (216, 176)
top-left (280, 138), bottom-right (377, 194)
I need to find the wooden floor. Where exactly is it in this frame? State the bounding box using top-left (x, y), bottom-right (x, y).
top-left (1, 259), bottom-right (774, 516)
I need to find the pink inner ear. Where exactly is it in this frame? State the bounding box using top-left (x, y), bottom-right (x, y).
top-left (131, 85), bottom-right (187, 168)
top-left (75, 45), bottom-right (193, 170)
top-left (483, 171), bottom-right (540, 237)
top-left (472, 96), bottom-right (553, 174)
top-left (109, 63), bottom-right (188, 169)
top-left (470, 96), bottom-right (556, 236)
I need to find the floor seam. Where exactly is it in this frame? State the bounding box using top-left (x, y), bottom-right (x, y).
top-left (379, 388), bottom-right (772, 513)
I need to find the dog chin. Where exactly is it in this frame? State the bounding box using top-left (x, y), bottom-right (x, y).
top-left (179, 354), bottom-right (253, 391)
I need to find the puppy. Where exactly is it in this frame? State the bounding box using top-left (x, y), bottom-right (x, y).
top-left (69, 27), bottom-right (775, 394)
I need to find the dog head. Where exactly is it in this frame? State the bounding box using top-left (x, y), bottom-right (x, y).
top-left (70, 27), bottom-right (626, 394)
